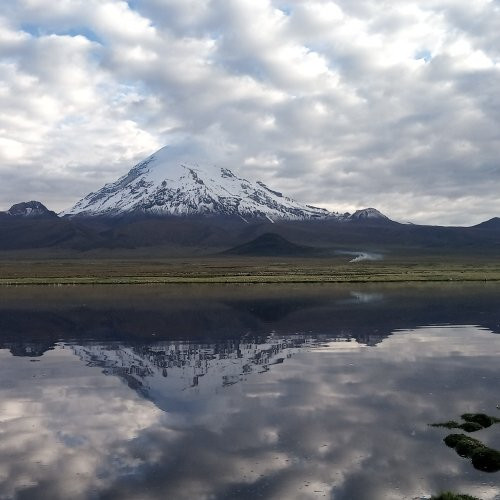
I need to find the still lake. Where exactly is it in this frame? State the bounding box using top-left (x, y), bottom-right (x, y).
top-left (0, 283), bottom-right (499, 500)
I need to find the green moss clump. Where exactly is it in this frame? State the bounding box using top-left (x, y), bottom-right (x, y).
top-left (431, 413), bottom-right (500, 433)
top-left (461, 413), bottom-right (500, 429)
top-left (459, 422), bottom-right (483, 433)
top-left (444, 433), bottom-right (500, 472)
top-left (471, 447), bottom-right (500, 473)
top-left (444, 434), bottom-right (485, 456)
top-left (444, 434), bottom-right (471, 448)
top-left (431, 421), bottom-right (483, 432)
top-left (431, 421), bottom-right (461, 429)
top-left (431, 492), bottom-right (481, 500)
top-left (455, 438), bottom-right (485, 457)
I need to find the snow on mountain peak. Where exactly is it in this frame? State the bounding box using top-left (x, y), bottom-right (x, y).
top-left (61, 147), bottom-right (336, 221)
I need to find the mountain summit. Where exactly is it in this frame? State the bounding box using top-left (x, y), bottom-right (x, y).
top-left (62, 147), bottom-right (337, 221)
top-left (7, 201), bottom-right (56, 218)
top-left (349, 208), bottom-right (389, 221)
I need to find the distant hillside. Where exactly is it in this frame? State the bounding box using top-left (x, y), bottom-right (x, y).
top-left (473, 217), bottom-right (500, 229)
top-left (1, 209), bottom-right (500, 256)
top-left (223, 232), bottom-right (319, 256)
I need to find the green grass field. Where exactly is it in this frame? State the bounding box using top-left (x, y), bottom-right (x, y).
top-left (1, 255), bottom-right (500, 285)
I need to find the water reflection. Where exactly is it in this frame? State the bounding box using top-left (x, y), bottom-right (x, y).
top-left (1, 284), bottom-right (500, 499)
top-left (1, 282), bottom-right (500, 345)
top-left (73, 338), bottom-right (303, 396)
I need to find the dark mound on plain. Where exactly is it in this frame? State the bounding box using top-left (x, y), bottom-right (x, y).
top-left (223, 232), bottom-right (319, 257)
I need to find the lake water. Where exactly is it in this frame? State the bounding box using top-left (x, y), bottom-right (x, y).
top-left (0, 283), bottom-right (499, 500)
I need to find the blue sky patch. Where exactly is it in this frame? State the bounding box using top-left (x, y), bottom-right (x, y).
top-left (21, 24), bottom-right (102, 44)
top-left (415, 49), bottom-right (432, 62)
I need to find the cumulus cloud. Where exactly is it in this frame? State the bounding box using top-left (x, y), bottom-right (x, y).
top-left (1, 0), bottom-right (500, 224)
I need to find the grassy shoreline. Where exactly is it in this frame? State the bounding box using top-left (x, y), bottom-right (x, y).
top-left (1, 256), bottom-right (500, 285)
top-left (1, 271), bottom-right (500, 285)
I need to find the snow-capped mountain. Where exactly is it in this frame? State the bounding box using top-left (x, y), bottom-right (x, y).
top-left (61, 146), bottom-right (337, 221)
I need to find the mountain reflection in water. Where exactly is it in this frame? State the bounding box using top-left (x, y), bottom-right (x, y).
top-left (71, 336), bottom-right (358, 401)
top-left (0, 284), bottom-right (500, 500)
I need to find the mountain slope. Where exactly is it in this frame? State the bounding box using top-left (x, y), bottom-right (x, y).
top-left (62, 147), bottom-right (335, 221)
top-left (472, 217), bottom-right (500, 229)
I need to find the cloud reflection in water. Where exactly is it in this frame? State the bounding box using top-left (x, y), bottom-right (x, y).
top-left (0, 327), bottom-right (499, 499)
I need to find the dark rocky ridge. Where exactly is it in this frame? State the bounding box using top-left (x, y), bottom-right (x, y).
top-left (6, 201), bottom-right (57, 218)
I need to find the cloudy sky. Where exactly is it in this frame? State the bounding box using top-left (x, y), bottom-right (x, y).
top-left (1, 0), bottom-right (499, 224)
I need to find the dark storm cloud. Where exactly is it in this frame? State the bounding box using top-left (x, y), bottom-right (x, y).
top-left (1, 0), bottom-right (499, 223)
